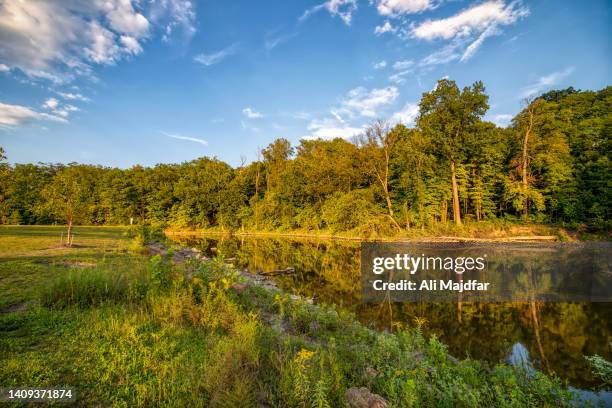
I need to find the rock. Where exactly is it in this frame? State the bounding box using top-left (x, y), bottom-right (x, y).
top-left (230, 283), bottom-right (247, 294)
top-left (345, 387), bottom-right (388, 408)
top-left (365, 366), bottom-right (380, 378)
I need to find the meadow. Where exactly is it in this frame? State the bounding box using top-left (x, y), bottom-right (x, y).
top-left (0, 226), bottom-right (602, 407)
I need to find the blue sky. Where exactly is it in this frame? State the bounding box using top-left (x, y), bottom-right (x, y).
top-left (0, 0), bottom-right (610, 167)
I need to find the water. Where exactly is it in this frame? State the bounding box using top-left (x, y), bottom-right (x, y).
top-left (171, 234), bottom-right (611, 392)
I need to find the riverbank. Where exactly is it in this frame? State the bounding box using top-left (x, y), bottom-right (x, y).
top-left (2, 225), bottom-right (605, 406)
top-left (166, 221), bottom-right (604, 242)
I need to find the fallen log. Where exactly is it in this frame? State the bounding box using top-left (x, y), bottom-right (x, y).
top-left (260, 267), bottom-right (296, 276)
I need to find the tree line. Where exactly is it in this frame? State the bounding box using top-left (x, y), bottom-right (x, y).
top-left (0, 80), bottom-right (609, 235)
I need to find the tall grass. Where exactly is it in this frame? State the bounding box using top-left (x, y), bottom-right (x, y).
top-left (40, 262), bottom-right (149, 308)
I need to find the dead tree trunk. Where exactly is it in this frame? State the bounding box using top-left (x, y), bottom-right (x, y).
top-left (450, 160), bottom-right (462, 226)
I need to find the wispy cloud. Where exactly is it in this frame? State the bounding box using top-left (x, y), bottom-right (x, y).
top-left (242, 107), bottom-right (264, 119)
top-left (302, 118), bottom-right (364, 140)
top-left (57, 92), bottom-right (91, 102)
top-left (460, 25), bottom-right (499, 62)
top-left (393, 60), bottom-right (414, 70)
top-left (488, 113), bottom-right (513, 127)
top-left (41, 97), bottom-right (79, 119)
top-left (520, 67), bottom-right (574, 98)
top-left (194, 43), bottom-right (238, 66)
top-left (373, 60), bottom-right (387, 69)
top-left (0, 101), bottom-right (66, 127)
top-left (389, 69), bottom-right (413, 84)
top-left (374, 21), bottom-right (396, 35)
top-left (412, 1), bottom-right (528, 40)
top-left (265, 31), bottom-right (298, 50)
top-left (338, 86), bottom-right (399, 118)
top-left (299, 0), bottom-right (358, 26)
top-left (412, 1), bottom-right (529, 66)
top-left (390, 102), bottom-right (419, 125)
top-left (161, 131), bottom-right (208, 146)
top-left (376, 0), bottom-right (438, 17)
top-left (302, 85), bottom-right (399, 140)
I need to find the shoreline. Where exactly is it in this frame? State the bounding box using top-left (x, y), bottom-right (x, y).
top-left (164, 229), bottom-right (563, 243)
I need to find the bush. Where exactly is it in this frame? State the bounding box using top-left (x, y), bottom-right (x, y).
top-left (586, 355), bottom-right (612, 387)
top-left (321, 190), bottom-right (382, 232)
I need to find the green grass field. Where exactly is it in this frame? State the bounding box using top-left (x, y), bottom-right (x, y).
top-left (0, 226), bottom-right (585, 407)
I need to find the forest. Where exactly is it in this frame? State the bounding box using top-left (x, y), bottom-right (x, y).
top-left (0, 80), bottom-right (610, 236)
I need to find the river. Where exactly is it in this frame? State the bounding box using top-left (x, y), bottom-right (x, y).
top-left (170, 234), bottom-right (611, 396)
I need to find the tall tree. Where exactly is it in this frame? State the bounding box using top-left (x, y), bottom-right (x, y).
top-left (360, 120), bottom-right (401, 230)
top-left (417, 79), bottom-right (489, 225)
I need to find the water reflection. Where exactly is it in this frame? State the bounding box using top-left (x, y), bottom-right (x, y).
top-left (171, 234), bottom-right (611, 389)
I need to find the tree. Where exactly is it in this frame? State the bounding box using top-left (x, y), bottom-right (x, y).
top-left (417, 79), bottom-right (489, 225)
top-left (40, 166), bottom-right (93, 246)
top-left (262, 138), bottom-right (293, 192)
top-left (359, 120), bottom-right (401, 230)
top-left (508, 97), bottom-right (572, 219)
top-left (0, 147), bottom-right (8, 223)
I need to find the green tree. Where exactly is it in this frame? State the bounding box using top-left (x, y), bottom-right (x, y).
top-left (418, 79), bottom-right (489, 225)
top-left (40, 165), bottom-right (94, 246)
top-left (359, 120), bottom-right (401, 230)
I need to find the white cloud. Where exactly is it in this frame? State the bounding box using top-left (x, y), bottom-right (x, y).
top-left (162, 131), bottom-right (208, 146)
top-left (412, 0), bottom-right (528, 40)
top-left (150, 0), bottom-right (196, 42)
top-left (340, 86), bottom-right (399, 118)
top-left (120, 35), bottom-right (144, 55)
top-left (242, 107), bottom-right (264, 119)
top-left (302, 119), bottom-right (364, 140)
top-left (389, 69), bottom-right (413, 84)
top-left (520, 67), bottom-right (574, 98)
top-left (389, 60), bottom-right (415, 84)
top-left (265, 31), bottom-right (297, 50)
top-left (489, 113), bottom-right (513, 127)
top-left (420, 41), bottom-right (462, 66)
top-left (393, 60), bottom-right (414, 70)
top-left (460, 25), bottom-right (499, 61)
top-left (299, 0), bottom-right (358, 26)
top-left (194, 44), bottom-right (238, 66)
top-left (43, 98), bottom-right (59, 110)
top-left (0, 64), bottom-right (9, 72)
top-left (0, 1), bottom-right (195, 82)
top-left (302, 84), bottom-right (400, 140)
top-left (377, 0), bottom-right (437, 16)
top-left (390, 102), bottom-right (419, 125)
top-left (0, 102), bottom-right (66, 127)
top-left (100, 0), bottom-right (149, 37)
top-left (410, 1), bottom-right (528, 66)
top-left (373, 60), bottom-right (388, 69)
top-left (41, 97), bottom-right (80, 120)
top-left (57, 92), bottom-right (91, 102)
top-left (374, 21), bottom-right (396, 35)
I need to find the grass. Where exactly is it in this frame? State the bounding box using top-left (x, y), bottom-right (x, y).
top-left (0, 225), bottom-right (592, 407)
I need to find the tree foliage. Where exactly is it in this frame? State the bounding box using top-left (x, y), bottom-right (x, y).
top-left (0, 84), bottom-right (609, 232)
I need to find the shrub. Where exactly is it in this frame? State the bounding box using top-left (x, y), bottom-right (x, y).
top-left (586, 355), bottom-right (612, 387)
top-left (321, 190), bottom-right (382, 232)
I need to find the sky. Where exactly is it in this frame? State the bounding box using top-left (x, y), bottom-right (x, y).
top-left (0, 0), bottom-right (610, 168)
